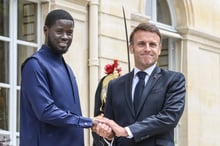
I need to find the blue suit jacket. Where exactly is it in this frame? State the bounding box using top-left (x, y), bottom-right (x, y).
top-left (104, 67), bottom-right (185, 146)
top-left (20, 45), bottom-right (92, 146)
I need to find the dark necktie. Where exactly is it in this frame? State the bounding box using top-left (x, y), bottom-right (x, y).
top-left (134, 71), bottom-right (146, 114)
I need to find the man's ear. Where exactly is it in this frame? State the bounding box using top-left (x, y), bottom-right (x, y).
top-left (43, 26), bottom-right (48, 44)
top-left (43, 26), bottom-right (48, 35)
top-left (129, 44), bottom-right (134, 54)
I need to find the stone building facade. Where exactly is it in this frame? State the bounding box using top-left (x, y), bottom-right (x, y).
top-left (0, 0), bottom-right (219, 145)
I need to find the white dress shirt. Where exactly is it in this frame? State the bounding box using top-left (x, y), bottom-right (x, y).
top-left (126, 63), bottom-right (156, 138)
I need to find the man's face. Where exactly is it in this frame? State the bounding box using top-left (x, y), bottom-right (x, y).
top-left (44, 19), bottom-right (74, 54)
top-left (130, 30), bottom-right (161, 70)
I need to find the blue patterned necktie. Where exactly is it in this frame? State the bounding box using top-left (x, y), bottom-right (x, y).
top-left (134, 71), bottom-right (146, 114)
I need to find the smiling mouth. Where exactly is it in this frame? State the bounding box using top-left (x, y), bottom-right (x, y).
top-left (59, 42), bottom-right (68, 48)
top-left (142, 54), bottom-right (152, 56)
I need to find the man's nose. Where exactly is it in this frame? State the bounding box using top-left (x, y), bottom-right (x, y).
top-left (144, 43), bottom-right (151, 51)
top-left (61, 33), bottom-right (68, 40)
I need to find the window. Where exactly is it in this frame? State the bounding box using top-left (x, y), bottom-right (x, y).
top-left (0, 0), bottom-right (48, 145)
top-left (0, 1), bottom-right (11, 145)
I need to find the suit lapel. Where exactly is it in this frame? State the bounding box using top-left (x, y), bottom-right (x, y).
top-left (124, 71), bottom-right (136, 118)
top-left (136, 66), bottom-right (161, 117)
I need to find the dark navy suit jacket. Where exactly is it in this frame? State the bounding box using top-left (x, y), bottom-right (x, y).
top-left (20, 45), bottom-right (92, 146)
top-left (104, 66), bottom-right (185, 146)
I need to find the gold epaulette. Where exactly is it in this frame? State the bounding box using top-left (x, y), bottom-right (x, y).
top-left (99, 71), bottom-right (119, 112)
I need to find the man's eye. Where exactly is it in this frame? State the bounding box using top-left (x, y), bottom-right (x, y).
top-left (56, 30), bottom-right (63, 34)
top-left (149, 43), bottom-right (157, 47)
top-left (137, 42), bottom-right (146, 47)
top-left (67, 31), bottom-right (73, 36)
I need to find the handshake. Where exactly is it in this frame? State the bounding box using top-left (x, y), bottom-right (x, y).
top-left (91, 114), bottom-right (128, 140)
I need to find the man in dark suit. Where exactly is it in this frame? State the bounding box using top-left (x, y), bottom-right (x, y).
top-left (95, 22), bottom-right (185, 146)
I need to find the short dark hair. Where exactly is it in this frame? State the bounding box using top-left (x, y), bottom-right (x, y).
top-left (129, 23), bottom-right (161, 45)
top-left (44, 9), bottom-right (74, 28)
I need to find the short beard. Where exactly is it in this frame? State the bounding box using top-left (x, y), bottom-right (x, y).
top-left (47, 39), bottom-right (68, 55)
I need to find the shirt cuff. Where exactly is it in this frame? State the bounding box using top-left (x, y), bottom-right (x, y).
top-left (125, 127), bottom-right (133, 138)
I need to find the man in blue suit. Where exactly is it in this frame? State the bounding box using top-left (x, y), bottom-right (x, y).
top-left (96, 23), bottom-right (186, 146)
top-left (20, 9), bottom-right (97, 146)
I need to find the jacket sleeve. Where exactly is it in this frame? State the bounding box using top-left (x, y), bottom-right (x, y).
top-left (129, 72), bottom-right (185, 142)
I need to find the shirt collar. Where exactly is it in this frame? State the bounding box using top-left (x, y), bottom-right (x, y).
top-left (41, 45), bottom-right (63, 61)
top-left (134, 63), bottom-right (157, 77)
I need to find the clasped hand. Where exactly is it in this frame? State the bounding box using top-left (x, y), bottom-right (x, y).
top-left (92, 114), bottom-right (128, 140)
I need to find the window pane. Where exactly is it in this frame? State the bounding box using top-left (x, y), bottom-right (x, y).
top-left (158, 38), bottom-right (168, 69)
top-left (0, 41), bottom-right (9, 83)
top-left (157, 0), bottom-right (171, 25)
top-left (0, 134), bottom-right (10, 145)
top-left (17, 45), bottom-right (37, 85)
top-left (18, 1), bottom-right (37, 42)
top-left (0, 88), bottom-right (9, 131)
top-left (0, 0), bottom-right (9, 37)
